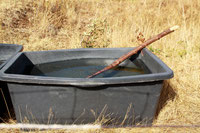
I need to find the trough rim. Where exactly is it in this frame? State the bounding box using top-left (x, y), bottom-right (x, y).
top-left (0, 47), bottom-right (173, 87)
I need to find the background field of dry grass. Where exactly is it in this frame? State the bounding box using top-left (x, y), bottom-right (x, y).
top-left (0, 0), bottom-right (200, 132)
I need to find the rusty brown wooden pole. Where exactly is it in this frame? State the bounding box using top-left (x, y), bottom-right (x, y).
top-left (87, 26), bottom-right (179, 78)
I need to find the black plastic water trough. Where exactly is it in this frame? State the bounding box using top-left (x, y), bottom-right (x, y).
top-left (0, 43), bottom-right (23, 121)
top-left (0, 47), bottom-right (173, 125)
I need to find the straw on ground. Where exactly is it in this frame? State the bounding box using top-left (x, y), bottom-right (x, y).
top-left (0, 0), bottom-right (200, 132)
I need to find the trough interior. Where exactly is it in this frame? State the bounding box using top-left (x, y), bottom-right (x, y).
top-left (5, 56), bottom-right (151, 78)
top-left (4, 49), bottom-right (167, 77)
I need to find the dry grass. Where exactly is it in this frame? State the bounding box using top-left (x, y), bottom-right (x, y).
top-left (0, 0), bottom-right (200, 132)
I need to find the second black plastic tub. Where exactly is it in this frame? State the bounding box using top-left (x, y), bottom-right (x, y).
top-left (0, 43), bottom-right (23, 121)
top-left (0, 43), bottom-right (23, 69)
top-left (0, 47), bottom-right (173, 125)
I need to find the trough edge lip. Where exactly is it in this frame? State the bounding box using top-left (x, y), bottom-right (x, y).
top-left (0, 47), bottom-right (174, 87)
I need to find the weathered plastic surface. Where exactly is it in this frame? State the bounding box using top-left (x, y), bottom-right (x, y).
top-left (0, 47), bottom-right (173, 125)
top-left (0, 43), bottom-right (23, 70)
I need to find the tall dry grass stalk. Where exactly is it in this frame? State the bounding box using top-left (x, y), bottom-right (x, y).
top-left (0, 0), bottom-right (200, 132)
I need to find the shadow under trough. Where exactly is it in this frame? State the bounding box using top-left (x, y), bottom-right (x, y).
top-left (155, 80), bottom-right (177, 118)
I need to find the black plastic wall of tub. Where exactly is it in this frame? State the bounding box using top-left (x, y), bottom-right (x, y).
top-left (0, 47), bottom-right (173, 125)
top-left (6, 81), bottom-right (163, 125)
top-left (0, 82), bottom-right (15, 122)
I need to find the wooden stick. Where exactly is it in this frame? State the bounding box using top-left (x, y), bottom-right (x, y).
top-left (87, 26), bottom-right (179, 78)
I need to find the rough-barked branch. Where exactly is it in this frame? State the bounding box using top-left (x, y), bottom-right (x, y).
top-left (87, 26), bottom-right (179, 78)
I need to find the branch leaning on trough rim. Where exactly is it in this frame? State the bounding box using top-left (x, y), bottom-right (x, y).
top-left (87, 26), bottom-right (179, 78)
